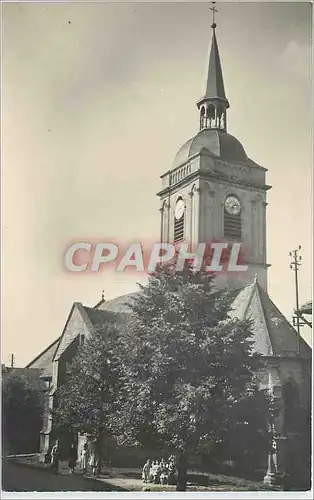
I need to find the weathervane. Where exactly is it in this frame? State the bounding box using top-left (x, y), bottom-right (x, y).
top-left (210, 1), bottom-right (218, 29)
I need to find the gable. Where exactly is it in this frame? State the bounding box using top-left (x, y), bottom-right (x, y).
top-left (53, 303), bottom-right (93, 362)
top-left (26, 337), bottom-right (60, 369)
top-left (244, 287), bottom-right (273, 356)
top-left (227, 282), bottom-right (311, 357)
top-left (228, 283), bottom-right (272, 355)
top-left (258, 287), bottom-right (311, 355)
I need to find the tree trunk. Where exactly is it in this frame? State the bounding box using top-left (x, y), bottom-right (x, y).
top-left (176, 452), bottom-right (188, 491)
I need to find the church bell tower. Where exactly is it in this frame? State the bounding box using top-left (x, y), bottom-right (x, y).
top-left (157, 4), bottom-right (271, 291)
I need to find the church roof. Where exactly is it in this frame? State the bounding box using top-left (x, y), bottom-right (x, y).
top-left (174, 129), bottom-right (247, 168)
top-left (228, 281), bottom-right (311, 357)
top-left (83, 306), bottom-right (122, 327)
top-left (26, 337), bottom-right (61, 370)
top-left (97, 292), bottom-right (139, 313)
top-left (26, 281), bottom-right (311, 376)
top-left (52, 302), bottom-right (128, 363)
top-left (91, 284), bottom-right (311, 357)
top-left (24, 295), bottom-right (137, 370)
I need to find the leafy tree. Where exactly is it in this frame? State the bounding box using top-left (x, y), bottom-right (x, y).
top-left (116, 263), bottom-right (273, 490)
top-left (53, 322), bottom-right (122, 470)
top-left (2, 372), bottom-right (42, 454)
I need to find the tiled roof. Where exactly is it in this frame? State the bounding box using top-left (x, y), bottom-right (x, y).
top-left (26, 282), bottom-right (311, 377)
top-left (53, 301), bottom-right (133, 363)
top-left (83, 306), bottom-right (129, 328)
top-left (228, 282), bottom-right (311, 356)
top-left (40, 363), bottom-right (54, 379)
top-left (26, 337), bottom-right (61, 369)
top-left (53, 303), bottom-right (92, 362)
top-left (97, 292), bottom-right (139, 314)
top-left (97, 284), bottom-right (311, 357)
top-left (258, 286), bottom-right (310, 355)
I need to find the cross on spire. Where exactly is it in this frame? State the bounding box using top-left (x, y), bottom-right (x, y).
top-left (210, 1), bottom-right (218, 29)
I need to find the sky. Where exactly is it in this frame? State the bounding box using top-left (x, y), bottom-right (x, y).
top-left (2, 0), bottom-right (312, 367)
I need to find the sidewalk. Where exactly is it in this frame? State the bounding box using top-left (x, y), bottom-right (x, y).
top-left (7, 456), bottom-right (280, 492)
top-left (88, 474), bottom-right (145, 491)
top-left (7, 457), bottom-right (142, 491)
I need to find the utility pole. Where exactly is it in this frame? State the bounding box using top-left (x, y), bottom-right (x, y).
top-left (10, 353), bottom-right (15, 369)
top-left (289, 245), bottom-right (302, 354)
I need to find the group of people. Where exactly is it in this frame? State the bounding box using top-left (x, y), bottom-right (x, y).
top-left (142, 456), bottom-right (177, 485)
top-left (50, 440), bottom-right (100, 476)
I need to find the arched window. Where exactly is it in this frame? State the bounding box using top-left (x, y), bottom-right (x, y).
top-left (208, 104), bottom-right (215, 128)
top-left (174, 197), bottom-right (185, 243)
top-left (283, 379), bottom-right (300, 434)
top-left (217, 107), bottom-right (225, 129)
top-left (223, 195), bottom-right (242, 240)
top-left (200, 106), bottom-right (206, 129)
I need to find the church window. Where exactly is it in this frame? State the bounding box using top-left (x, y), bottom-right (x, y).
top-left (44, 379), bottom-right (51, 390)
top-left (174, 214), bottom-right (185, 242)
top-left (208, 104), bottom-right (215, 118)
top-left (224, 212), bottom-right (241, 240)
top-left (224, 195), bottom-right (242, 240)
top-left (224, 211), bottom-right (241, 240)
top-left (174, 198), bottom-right (185, 242)
top-left (200, 106), bottom-right (205, 129)
top-left (208, 104), bottom-right (215, 128)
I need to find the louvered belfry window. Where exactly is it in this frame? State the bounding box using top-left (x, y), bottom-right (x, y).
top-left (224, 210), bottom-right (241, 240)
top-left (174, 213), bottom-right (185, 242)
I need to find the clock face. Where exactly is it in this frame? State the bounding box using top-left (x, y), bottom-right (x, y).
top-left (224, 195), bottom-right (241, 216)
top-left (175, 199), bottom-right (185, 220)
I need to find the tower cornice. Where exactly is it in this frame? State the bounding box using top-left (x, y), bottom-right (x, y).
top-left (157, 170), bottom-right (271, 198)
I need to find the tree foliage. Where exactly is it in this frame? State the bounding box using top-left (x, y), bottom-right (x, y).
top-left (2, 372), bottom-right (42, 454)
top-left (115, 264), bottom-right (273, 478)
top-left (53, 263), bottom-right (274, 487)
top-left (53, 321), bottom-right (122, 457)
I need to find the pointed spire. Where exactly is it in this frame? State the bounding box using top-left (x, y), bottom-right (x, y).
top-left (205, 28), bottom-right (227, 102)
top-left (197, 2), bottom-right (230, 132)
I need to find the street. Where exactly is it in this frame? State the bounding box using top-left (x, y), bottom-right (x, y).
top-left (2, 459), bottom-right (118, 492)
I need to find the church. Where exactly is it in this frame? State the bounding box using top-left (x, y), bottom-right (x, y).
top-left (26, 9), bottom-right (311, 487)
